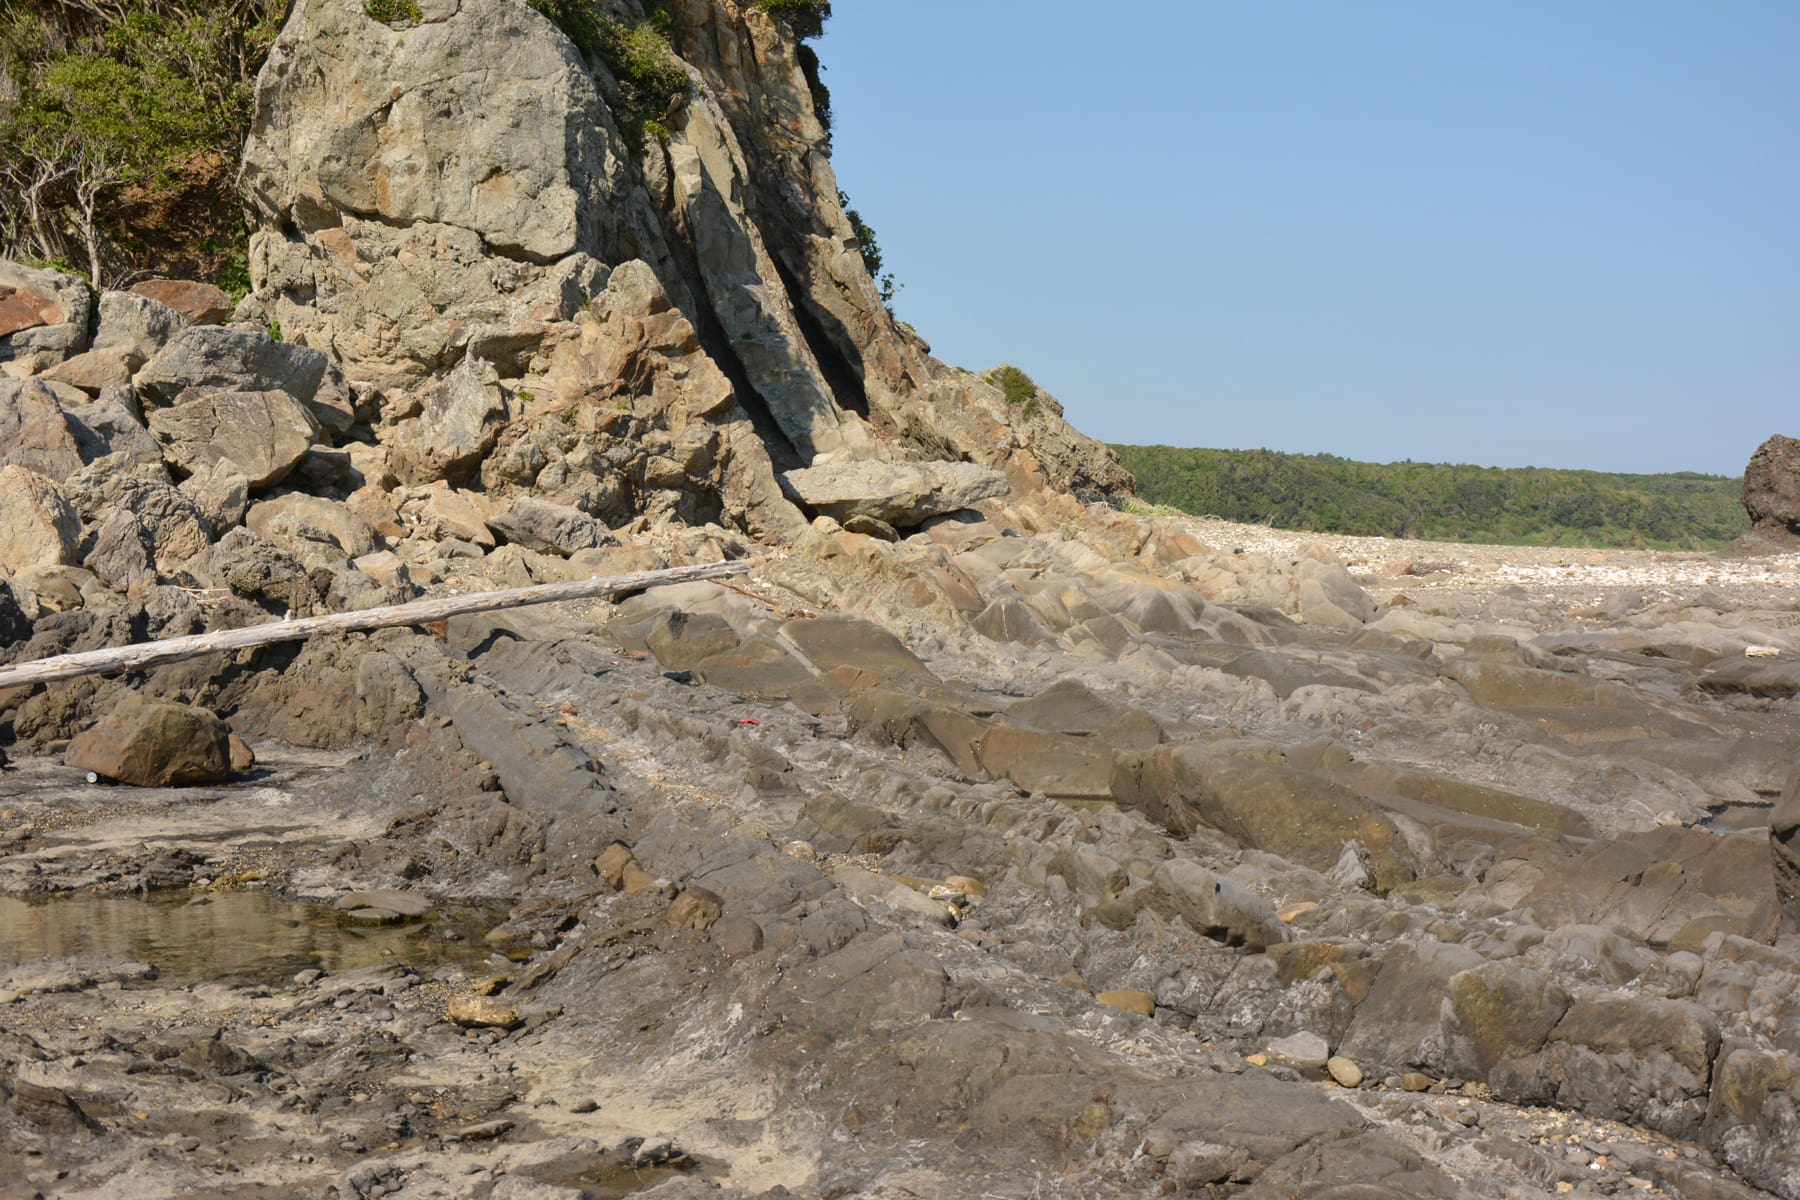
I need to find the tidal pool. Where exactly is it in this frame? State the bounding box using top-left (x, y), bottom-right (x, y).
top-left (0, 890), bottom-right (509, 986)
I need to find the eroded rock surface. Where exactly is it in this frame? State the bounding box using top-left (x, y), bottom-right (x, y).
top-left (1744, 433), bottom-right (1800, 536)
top-left (0, 2), bottom-right (1796, 1197)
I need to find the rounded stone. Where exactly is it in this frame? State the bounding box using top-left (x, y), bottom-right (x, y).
top-left (1327, 1056), bottom-right (1364, 1088)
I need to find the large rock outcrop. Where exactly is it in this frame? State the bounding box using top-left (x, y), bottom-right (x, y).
top-left (1743, 433), bottom-right (1800, 536)
top-left (234, 0), bottom-right (1127, 537)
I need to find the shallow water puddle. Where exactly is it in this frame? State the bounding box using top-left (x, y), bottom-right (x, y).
top-left (0, 890), bottom-right (508, 986)
top-left (539, 1162), bottom-right (698, 1200)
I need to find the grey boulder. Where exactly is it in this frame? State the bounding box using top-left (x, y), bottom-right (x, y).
top-left (0, 377), bottom-right (87, 477)
top-left (147, 388), bottom-right (322, 490)
top-left (782, 458), bottom-right (1008, 528)
top-left (486, 496), bottom-right (615, 557)
top-left (134, 324), bottom-right (355, 433)
top-left (388, 357), bottom-right (509, 486)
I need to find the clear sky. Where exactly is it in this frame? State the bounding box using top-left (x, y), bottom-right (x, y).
top-left (816, 3), bottom-right (1798, 476)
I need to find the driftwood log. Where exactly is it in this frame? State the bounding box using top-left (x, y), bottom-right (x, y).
top-left (0, 559), bottom-right (751, 692)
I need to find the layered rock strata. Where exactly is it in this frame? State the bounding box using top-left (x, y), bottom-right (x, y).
top-left (0, 2), bottom-right (1798, 1198)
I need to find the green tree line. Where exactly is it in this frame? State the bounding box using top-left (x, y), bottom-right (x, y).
top-left (1111, 445), bottom-right (1749, 551)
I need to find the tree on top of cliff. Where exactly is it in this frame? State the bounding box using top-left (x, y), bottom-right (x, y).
top-left (0, 0), bottom-right (281, 287)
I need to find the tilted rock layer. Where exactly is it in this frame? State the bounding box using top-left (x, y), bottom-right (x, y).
top-left (3, 3), bottom-right (1800, 1199)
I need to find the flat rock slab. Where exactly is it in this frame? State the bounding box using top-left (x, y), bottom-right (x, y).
top-left (130, 279), bottom-right (233, 325)
top-left (782, 459), bottom-right (1008, 528)
top-left (335, 890), bottom-right (434, 919)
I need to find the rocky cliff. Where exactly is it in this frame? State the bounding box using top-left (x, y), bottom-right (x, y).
top-left (232, 0), bottom-right (1127, 540)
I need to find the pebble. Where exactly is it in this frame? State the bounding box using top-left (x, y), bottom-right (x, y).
top-left (1326, 1056), bottom-right (1363, 1088)
top-left (291, 969), bottom-right (323, 986)
top-left (1275, 901), bottom-right (1318, 923)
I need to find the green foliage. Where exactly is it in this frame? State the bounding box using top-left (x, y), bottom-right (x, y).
top-left (527, 0), bottom-right (686, 148)
top-left (364, 0), bottom-right (422, 25)
top-left (213, 241), bottom-right (252, 303)
top-left (31, 52), bottom-right (211, 178)
top-left (837, 189), bottom-right (899, 308)
top-left (753, 0), bottom-right (831, 40)
top-left (1111, 445), bottom-right (1751, 551)
top-left (0, 0), bottom-right (283, 285)
top-left (989, 365), bottom-right (1042, 419)
top-left (265, 319), bottom-right (282, 342)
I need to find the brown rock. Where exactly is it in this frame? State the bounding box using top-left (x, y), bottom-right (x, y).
top-left (665, 886), bottom-right (723, 932)
top-left (42, 344), bottom-right (140, 394)
top-left (1774, 770), bottom-right (1800, 935)
top-left (246, 493), bottom-right (382, 557)
top-left (130, 279), bottom-right (233, 325)
top-left (1096, 989), bottom-right (1155, 1016)
top-left (0, 279), bottom-right (65, 337)
top-left (620, 861), bottom-right (664, 895)
top-left (710, 915), bottom-right (763, 960)
top-left (1441, 961), bottom-right (1570, 1081)
top-left (147, 387), bottom-right (321, 490)
top-left (0, 260), bottom-right (91, 370)
top-left (65, 698), bottom-right (232, 787)
top-left (976, 725), bottom-right (1114, 800)
top-left (228, 734), bottom-right (256, 773)
top-left (594, 842), bottom-right (635, 890)
top-left (0, 378), bottom-right (85, 477)
top-left (1743, 433), bottom-right (1800, 533)
top-left (335, 890), bottom-right (432, 918)
top-left (446, 995), bottom-right (523, 1030)
top-left (9, 1078), bottom-right (93, 1134)
top-left (0, 466), bottom-right (80, 575)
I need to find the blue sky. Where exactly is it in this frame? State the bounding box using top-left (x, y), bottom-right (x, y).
top-left (816, 3), bottom-right (1798, 476)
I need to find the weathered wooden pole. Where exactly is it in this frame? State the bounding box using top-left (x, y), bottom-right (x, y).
top-left (0, 559), bottom-right (751, 691)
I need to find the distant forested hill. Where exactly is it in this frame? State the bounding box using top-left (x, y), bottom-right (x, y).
top-left (1110, 446), bottom-right (1749, 550)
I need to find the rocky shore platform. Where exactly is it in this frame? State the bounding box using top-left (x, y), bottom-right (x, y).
top-left (0, 1), bottom-right (1796, 1194)
top-left (2, 500), bottom-right (1797, 1200)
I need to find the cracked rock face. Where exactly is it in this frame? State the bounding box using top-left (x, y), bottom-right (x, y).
top-left (236, 0), bottom-right (1128, 532)
top-left (239, 0), bottom-right (612, 264)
